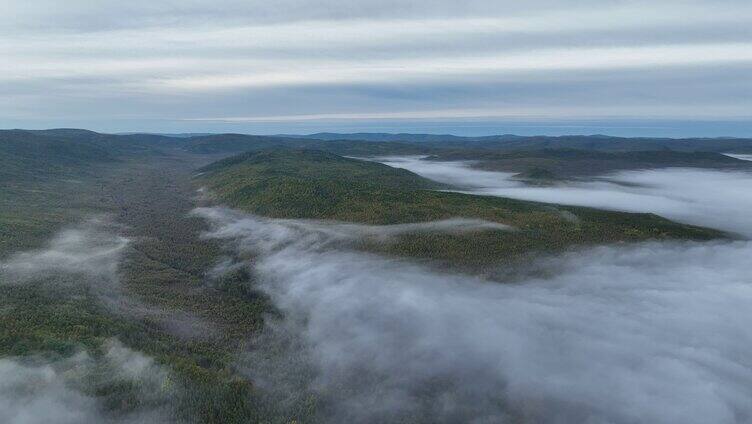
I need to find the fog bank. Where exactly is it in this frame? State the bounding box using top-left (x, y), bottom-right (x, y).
top-left (0, 217), bottom-right (129, 283)
top-left (0, 217), bottom-right (213, 339)
top-left (196, 208), bottom-right (511, 253)
top-left (197, 207), bottom-right (752, 423)
top-left (0, 339), bottom-right (172, 424)
top-left (378, 157), bottom-right (752, 237)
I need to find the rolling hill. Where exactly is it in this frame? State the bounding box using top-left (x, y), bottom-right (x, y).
top-left (287, 132), bottom-right (752, 153)
top-left (181, 133), bottom-right (426, 156)
top-left (428, 149), bottom-right (752, 178)
top-left (0, 128), bottom-right (745, 423)
top-left (0, 130), bottom-right (119, 182)
top-left (5, 128), bottom-right (750, 184)
top-left (0, 129), bottom-right (185, 182)
top-left (197, 149), bottom-right (722, 267)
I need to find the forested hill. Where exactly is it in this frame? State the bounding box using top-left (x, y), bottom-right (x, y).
top-left (175, 131), bottom-right (752, 155)
top-left (196, 149), bottom-right (439, 222)
top-left (180, 133), bottom-right (425, 155)
top-left (196, 148), bottom-right (721, 266)
top-left (0, 130), bottom-right (118, 181)
top-left (428, 149), bottom-right (752, 178)
top-left (284, 132), bottom-right (752, 152)
top-left (4, 128), bottom-right (752, 183)
top-left (5, 128), bottom-right (752, 162)
top-left (198, 149), bottom-right (434, 191)
top-left (0, 129), bottom-right (192, 181)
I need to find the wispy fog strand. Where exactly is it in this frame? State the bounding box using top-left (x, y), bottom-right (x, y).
top-left (0, 339), bottom-right (173, 424)
top-left (377, 157), bottom-right (752, 237)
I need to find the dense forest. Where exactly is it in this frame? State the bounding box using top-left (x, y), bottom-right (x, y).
top-left (0, 129), bottom-right (748, 423)
top-left (197, 149), bottom-right (722, 268)
top-left (426, 149), bottom-right (752, 178)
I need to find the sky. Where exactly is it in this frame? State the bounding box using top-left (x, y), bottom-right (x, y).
top-left (1, 0), bottom-right (751, 136)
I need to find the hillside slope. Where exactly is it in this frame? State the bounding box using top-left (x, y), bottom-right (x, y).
top-left (182, 133), bottom-right (426, 156)
top-left (198, 149), bottom-right (439, 221)
top-left (429, 149), bottom-right (752, 178)
top-left (0, 129), bottom-right (184, 182)
top-left (287, 132), bottom-right (752, 152)
top-left (0, 130), bottom-right (119, 181)
top-left (197, 149), bottom-right (722, 267)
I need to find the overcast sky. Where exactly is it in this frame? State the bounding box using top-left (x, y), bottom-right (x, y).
top-left (2, 0), bottom-right (751, 135)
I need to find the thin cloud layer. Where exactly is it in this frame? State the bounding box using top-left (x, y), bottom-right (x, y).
top-left (2, 0), bottom-right (750, 132)
top-left (195, 208), bottom-right (512, 252)
top-left (378, 157), bottom-right (752, 237)
top-left (0, 217), bottom-right (129, 283)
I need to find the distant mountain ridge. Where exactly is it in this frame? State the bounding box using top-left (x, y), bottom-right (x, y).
top-left (285, 131), bottom-right (745, 142)
top-left (196, 148), bottom-right (722, 267)
top-left (428, 148), bottom-right (752, 178)
top-left (280, 132), bottom-right (752, 152)
top-left (3, 128), bottom-right (752, 182)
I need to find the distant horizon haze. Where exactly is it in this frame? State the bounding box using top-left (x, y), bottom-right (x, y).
top-left (3, 118), bottom-right (752, 139)
top-left (2, 1), bottom-right (750, 136)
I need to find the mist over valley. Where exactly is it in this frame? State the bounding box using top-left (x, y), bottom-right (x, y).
top-left (2, 127), bottom-right (751, 423)
top-left (3, 0), bottom-right (752, 421)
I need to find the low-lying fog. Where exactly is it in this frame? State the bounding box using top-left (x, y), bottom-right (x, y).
top-left (0, 216), bottom-right (212, 339)
top-left (197, 185), bottom-right (752, 423)
top-left (5, 155), bottom-right (752, 423)
top-left (0, 217), bottom-right (129, 283)
top-left (0, 339), bottom-right (173, 424)
top-left (377, 156), bottom-right (752, 237)
top-left (724, 153), bottom-right (752, 162)
top-left (193, 155), bottom-right (752, 422)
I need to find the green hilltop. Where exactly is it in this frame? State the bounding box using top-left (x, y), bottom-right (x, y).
top-left (429, 148), bottom-right (752, 178)
top-left (197, 148), bottom-right (722, 267)
top-left (0, 130), bottom-right (742, 423)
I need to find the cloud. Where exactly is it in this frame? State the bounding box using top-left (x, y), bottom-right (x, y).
top-left (196, 207), bottom-right (511, 251)
top-left (1, 0), bottom-right (750, 131)
top-left (6, 1), bottom-right (747, 32)
top-left (197, 205), bottom-right (752, 423)
top-left (0, 339), bottom-right (173, 424)
top-left (0, 217), bottom-right (215, 339)
top-left (0, 216), bottom-right (129, 283)
top-left (378, 157), bottom-right (752, 237)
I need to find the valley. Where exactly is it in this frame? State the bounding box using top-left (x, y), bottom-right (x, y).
top-left (1, 129), bottom-right (752, 423)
